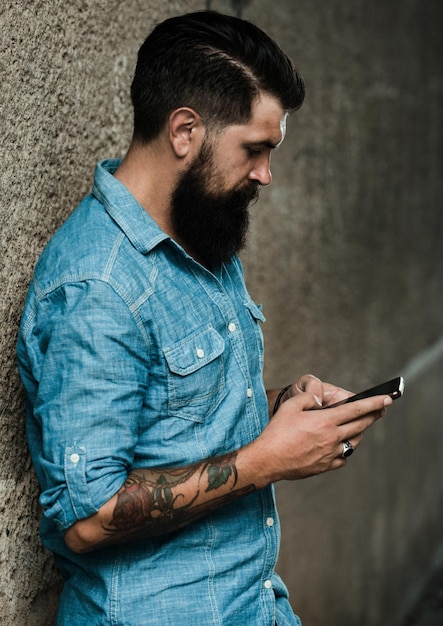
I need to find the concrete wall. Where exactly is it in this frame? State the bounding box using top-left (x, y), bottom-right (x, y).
top-left (1, 1), bottom-right (442, 624)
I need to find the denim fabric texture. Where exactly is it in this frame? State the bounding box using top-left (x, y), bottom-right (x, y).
top-left (17, 160), bottom-right (302, 625)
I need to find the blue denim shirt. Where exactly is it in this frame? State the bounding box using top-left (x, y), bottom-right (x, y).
top-left (17, 160), bottom-right (301, 626)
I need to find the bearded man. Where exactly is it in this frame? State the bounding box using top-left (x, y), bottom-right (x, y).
top-left (17, 11), bottom-right (392, 625)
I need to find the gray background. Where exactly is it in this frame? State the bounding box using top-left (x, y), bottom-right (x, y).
top-left (1, 0), bottom-right (442, 624)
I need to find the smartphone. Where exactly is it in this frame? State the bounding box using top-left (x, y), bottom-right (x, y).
top-left (326, 376), bottom-right (405, 408)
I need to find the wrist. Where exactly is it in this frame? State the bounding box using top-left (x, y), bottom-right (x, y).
top-left (238, 438), bottom-right (276, 489)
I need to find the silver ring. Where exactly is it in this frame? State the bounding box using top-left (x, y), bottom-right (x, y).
top-left (341, 440), bottom-right (354, 458)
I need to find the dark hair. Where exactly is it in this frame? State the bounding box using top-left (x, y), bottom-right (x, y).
top-left (130, 10), bottom-right (305, 143)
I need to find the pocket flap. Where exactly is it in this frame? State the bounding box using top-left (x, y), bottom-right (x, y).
top-left (163, 326), bottom-right (225, 376)
top-left (244, 299), bottom-right (266, 323)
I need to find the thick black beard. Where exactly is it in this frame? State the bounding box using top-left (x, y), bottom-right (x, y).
top-left (171, 144), bottom-right (260, 268)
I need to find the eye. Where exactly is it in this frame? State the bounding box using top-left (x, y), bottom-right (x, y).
top-left (246, 146), bottom-right (261, 157)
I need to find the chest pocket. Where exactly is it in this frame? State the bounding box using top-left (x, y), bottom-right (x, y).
top-left (163, 325), bottom-right (226, 422)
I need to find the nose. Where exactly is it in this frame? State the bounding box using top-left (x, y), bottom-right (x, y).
top-left (248, 155), bottom-right (272, 186)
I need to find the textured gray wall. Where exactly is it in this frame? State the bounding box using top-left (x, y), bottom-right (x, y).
top-left (1, 1), bottom-right (204, 622)
top-left (239, 2), bottom-right (443, 625)
top-left (1, 1), bottom-right (442, 624)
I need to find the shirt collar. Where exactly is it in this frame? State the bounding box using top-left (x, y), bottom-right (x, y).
top-left (92, 158), bottom-right (170, 255)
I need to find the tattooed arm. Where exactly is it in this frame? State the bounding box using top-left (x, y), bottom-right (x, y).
top-left (65, 376), bottom-right (329, 553)
top-left (64, 449), bottom-right (260, 553)
top-left (64, 377), bottom-right (390, 553)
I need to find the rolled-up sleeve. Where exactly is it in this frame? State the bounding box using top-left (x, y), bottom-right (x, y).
top-left (18, 278), bottom-right (150, 531)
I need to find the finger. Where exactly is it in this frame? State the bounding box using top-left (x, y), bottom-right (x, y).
top-left (325, 395), bottom-right (392, 427)
top-left (331, 457), bottom-right (348, 470)
top-left (322, 384), bottom-right (352, 407)
top-left (339, 413), bottom-right (382, 441)
top-left (294, 374), bottom-right (323, 405)
top-left (284, 391), bottom-right (323, 412)
top-left (336, 434), bottom-right (363, 460)
top-left (338, 433), bottom-right (363, 458)
top-left (339, 403), bottom-right (389, 446)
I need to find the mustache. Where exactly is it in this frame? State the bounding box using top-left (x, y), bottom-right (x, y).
top-left (247, 181), bottom-right (261, 202)
top-left (233, 180), bottom-right (261, 206)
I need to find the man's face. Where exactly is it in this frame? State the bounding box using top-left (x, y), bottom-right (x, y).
top-left (171, 93), bottom-right (287, 268)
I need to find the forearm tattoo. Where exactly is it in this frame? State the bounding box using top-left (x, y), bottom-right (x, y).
top-left (101, 451), bottom-right (255, 543)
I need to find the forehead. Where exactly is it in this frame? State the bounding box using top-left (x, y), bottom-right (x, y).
top-left (220, 93), bottom-right (287, 147)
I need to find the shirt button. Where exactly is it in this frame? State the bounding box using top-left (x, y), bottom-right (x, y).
top-left (266, 517), bottom-right (274, 527)
top-left (70, 453), bottom-right (80, 464)
top-left (196, 348), bottom-right (205, 358)
top-left (264, 579), bottom-right (272, 589)
top-left (228, 322), bottom-right (236, 332)
top-left (247, 388), bottom-right (253, 398)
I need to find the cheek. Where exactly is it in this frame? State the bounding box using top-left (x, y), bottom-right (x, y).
top-left (210, 148), bottom-right (253, 190)
top-left (230, 156), bottom-right (255, 182)
top-left (217, 165), bottom-right (249, 191)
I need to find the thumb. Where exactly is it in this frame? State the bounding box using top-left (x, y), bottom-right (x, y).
top-left (287, 391), bottom-right (323, 412)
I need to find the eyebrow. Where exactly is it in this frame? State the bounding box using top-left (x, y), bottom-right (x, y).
top-left (245, 140), bottom-right (280, 150)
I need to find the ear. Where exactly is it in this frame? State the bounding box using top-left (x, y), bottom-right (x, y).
top-left (168, 108), bottom-right (204, 158)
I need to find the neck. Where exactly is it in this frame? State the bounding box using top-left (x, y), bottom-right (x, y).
top-left (114, 139), bottom-right (178, 237)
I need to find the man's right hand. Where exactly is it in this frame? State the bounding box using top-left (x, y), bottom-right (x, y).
top-left (249, 387), bottom-right (392, 485)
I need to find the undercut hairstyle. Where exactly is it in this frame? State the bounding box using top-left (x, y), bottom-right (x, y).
top-left (130, 10), bottom-right (305, 143)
